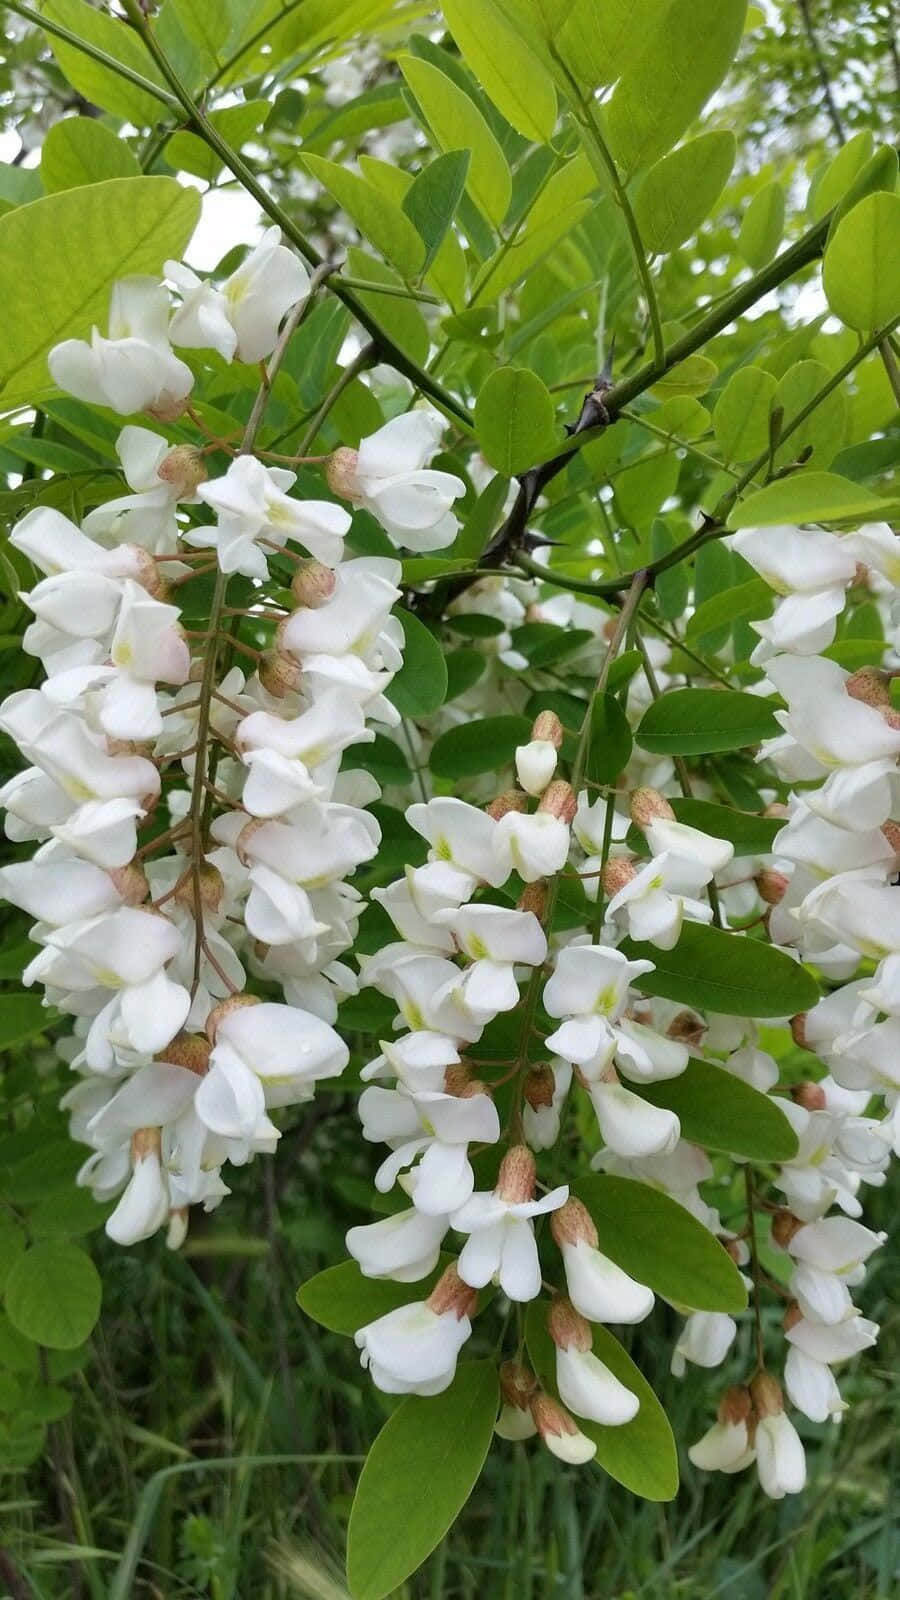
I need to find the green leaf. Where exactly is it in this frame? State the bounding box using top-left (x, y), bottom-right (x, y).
top-left (620, 921), bottom-right (820, 1016)
top-left (773, 360), bottom-right (846, 471)
top-left (347, 1361), bottom-right (498, 1600)
top-left (0, 993), bottom-right (54, 1050)
top-left (387, 610), bottom-right (448, 718)
top-left (472, 200), bottom-right (594, 305)
top-left (668, 796), bottom-right (781, 855)
top-left (713, 366), bottom-right (777, 462)
top-left (442, 0), bottom-right (557, 143)
top-left (400, 56), bottom-right (511, 228)
top-left (650, 354), bottom-right (718, 398)
top-left (726, 471), bottom-right (900, 529)
top-left (572, 1175), bottom-right (748, 1312)
top-left (525, 1302), bottom-right (678, 1501)
top-left (5, 1242), bottom-right (101, 1350)
top-left (587, 693), bottom-right (632, 784)
top-left (303, 156), bottom-right (424, 279)
top-left (615, 451), bottom-right (679, 529)
top-left (605, 0), bottom-right (748, 175)
top-left (41, 0), bottom-right (171, 123)
top-left (651, 520), bottom-right (690, 621)
top-left (41, 119), bottom-right (140, 192)
top-left (454, 473), bottom-right (510, 563)
top-left (445, 649), bottom-right (487, 701)
top-left (738, 181), bottom-right (785, 269)
top-left (636, 1058), bottom-right (799, 1160)
top-left (826, 147), bottom-right (899, 241)
top-left (402, 151), bottom-right (470, 275)
top-left (636, 687), bottom-right (779, 755)
top-left (0, 1218), bottom-right (26, 1295)
top-left (343, 248), bottom-right (430, 368)
top-left (0, 177), bottom-right (200, 413)
top-left (812, 129), bottom-right (874, 220)
top-left (165, 100), bottom-right (270, 182)
top-left (685, 579), bottom-right (774, 641)
top-left (475, 367), bottom-right (557, 475)
top-left (430, 715), bottom-right (532, 778)
top-left (298, 1260), bottom-right (448, 1335)
top-left (823, 191), bottom-right (900, 332)
top-left (634, 132), bottom-right (735, 253)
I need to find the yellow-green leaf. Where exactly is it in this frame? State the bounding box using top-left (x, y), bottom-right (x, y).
top-left (304, 155), bottom-right (425, 280)
top-left (442, 0), bottom-right (557, 143)
top-left (738, 180), bottom-right (785, 268)
top-left (400, 55), bottom-right (511, 228)
top-left (41, 118), bottom-right (140, 192)
top-left (823, 191), bottom-right (900, 332)
top-left (634, 132), bottom-right (736, 253)
top-left (713, 365), bottom-right (777, 462)
top-left (41, 0), bottom-right (172, 124)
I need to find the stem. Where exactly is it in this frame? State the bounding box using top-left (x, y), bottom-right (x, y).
top-left (879, 337), bottom-right (900, 408)
top-left (744, 1167), bottom-right (767, 1374)
top-left (118, 0), bottom-right (472, 428)
top-left (294, 340), bottom-right (377, 456)
top-left (797, 0), bottom-right (846, 144)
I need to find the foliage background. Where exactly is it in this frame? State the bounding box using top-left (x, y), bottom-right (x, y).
top-left (0, 1), bottom-right (898, 1595)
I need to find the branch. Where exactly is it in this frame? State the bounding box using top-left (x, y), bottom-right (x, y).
top-left (796, 0), bottom-right (846, 145)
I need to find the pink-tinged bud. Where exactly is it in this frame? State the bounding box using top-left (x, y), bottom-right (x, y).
top-left (155, 1032), bottom-right (211, 1076)
top-left (325, 446), bottom-right (360, 501)
top-left (291, 560), bottom-right (337, 609)
top-left (517, 881), bottom-right (547, 919)
top-left (763, 801), bottom-right (789, 820)
top-left (258, 649), bottom-right (302, 698)
top-left (426, 1263), bottom-right (477, 1320)
top-left (882, 820), bottom-right (900, 853)
top-left (790, 1081), bottom-right (827, 1112)
top-left (131, 1125), bottom-right (162, 1162)
top-left (550, 1196), bottom-right (599, 1251)
top-left (496, 1144), bottom-right (536, 1204)
top-left (145, 394), bottom-right (190, 424)
top-left (205, 993), bottom-right (261, 1044)
top-left (756, 867), bottom-right (789, 906)
top-left (157, 444), bottom-right (207, 497)
top-left (531, 710), bottom-right (564, 749)
top-left (783, 1303), bottom-right (803, 1333)
top-left (444, 1064), bottom-right (490, 1101)
top-left (771, 1209), bottom-right (803, 1250)
top-left (601, 857), bottom-right (637, 897)
top-left (530, 1392), bottom-right (596, 1459)
top-left (235, 818), bottom-right (267, 867)
top-left (500, 1360), bottom-right (538, 1408)
top-left (789, 1014), bottom-right (808, 1050)
top-left (175, 861), bottom-right (225, 916)
top-left (629, 787), bottom-right (675, 829)
top-left (750, 1372), bottom-right (784, 1419)
top-left (666, 1010), bottom-right (706, 1050)
top-left (845, 668), bottom-right (892, 708)
top-left (524, 1064), bottom-right (555, 1110)
top-left (538, 780), bottom-right (576, 823)
top-left (718, 1384), bottom-right (753, 1426)
top-left (106, 862), bottom-right (149, 906)
top-left (547, 1297), bottom-right (593, 1353)
top-left (487, 789), bottom-right (528, 820)
top-left (130, 546), bottom-right (170, 600)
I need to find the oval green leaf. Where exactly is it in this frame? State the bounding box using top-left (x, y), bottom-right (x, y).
top-left (442, 0), bottom-right (557, 143)
top-left (5, 1242), bottom-right (102, 1349)
top-left (668, 796), bottom-right (781, 855)
top-left (475, 366), bottom-right (557, 476)
top-left (713, 366), bottom-right (777, 463)
top-left (620, 921), bottom-right (820, 1016)
top-left (400, 55), bottom-right (512, 228)
top-left (387, 609), bottom-right (449, 718)
top-left (41, 118), bottom-right (140, 192)
top-left (634, 131), bottom-right (736, 253)
top-left (298, 1259), bottom-right (448, 1336)
top-left (587, 693), bottom-right (633, 784)
top-left (636, 687), bottom-right (780, 755)
top-left (726, 471), bottom-right (900, 529)
top-left (738, 181), bottom-right (785, 268)
top-left (823, 191), bottom-right (900, 332)
top-left (430, 714), bottom-right (532, 778)
top-left (635, 1058), bottom-right (799, 1160)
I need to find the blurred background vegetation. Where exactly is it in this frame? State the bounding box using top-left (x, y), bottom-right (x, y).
top-left (0, 1), bottom-right (898, 1595)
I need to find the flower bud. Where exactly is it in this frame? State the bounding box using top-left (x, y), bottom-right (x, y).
top-left (175, 861), bottom-right (225, 916)
top-left (131, 1125), bottom-right (162, 1162)
top-left (550, 1196), bottom-right (599, 1251)
top-left (291, 559), bottom-right (337, 608)
top-left (517, 881), bottom-right (547, 919)
top-left (205, 993), bottom-right (261, 1044)
top-left (763, 801), bottom-right (789, 820)
top-left (258, 649), bottom-right (302, 698)
top-left (515, 739), bottom-right (558, 797)
top-left (130, 546), bottom-right (170, 601)
top-left (530, 1392), bottom-right (597, 1463)
top-left (717, 1384), bottom-right (752, 1427)
top-left (666, 1010), bottom-right (706, 1050)
top-left (235, 818), bottom-right (268, 866)
top-left (548, 1297), bottom-right (593, 1353)
top-left (444, 1064), bottom-right (490, 1100)
top-left (166, 1207), bottom-right (189, 1251)
top-left (783, 1302), bottom-right (803, 1333)
top-left (531, 710), bottom-right (564, 749)
top-left (106, 862), bottom-right (149, 906)
top-left (157, 444), bottom-right (207, 497)
top-left (750, 1372), bottom-right (784, 1419)
top-left (495, 1144), bottom-right (536, 1205)
top-left (145, 393), bottom-right (190, 424)
top-left (790, 1081), bottom-right (826, 1112)
top-left (524, 1064), bottom-right (555, 1110)
top-left (601, 857), bottom-right (636, 897)
top-left (500, 1360), bottom-right (538, 1409)
top-left (537, 779), bottom-right (576, 823)
top-left (487, 789), bottom-right (528, 820)
top-left (771, 1209), bottom-right (804, 1249)
top-left (155, 1032), bottom-right (211, 1075)
top-left (629, 787), bottom-right (675, 829)
top-left (325, 446), bottom-right (361, 500)
top-left (789, 1014), bottom-right (808, 1050)
top-left (756, 867), bottom-right (789, 906)
top-left (425, 1263), bottom-right (477, 1320)
top-left (845, 667), bottom-right (892, 708)
top-left (882, 820), bottom-right (900, 853)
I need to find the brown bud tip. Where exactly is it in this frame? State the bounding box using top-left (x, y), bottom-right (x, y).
top-left (601, 857), bottom-right (637, 897)
top-left (496, 1144), bottom-right (536, 1204)
top-left (258, 649), bottom-right (302, 699)
top-left (426, 1263), bottom-right (477, 1320)
top-left (790, 1080), bottom-right (826, 1112)
top-left (291, 559), bottom-right (337, 609)
top-left (531, 710), bottom-right (564, 749)
top-left (789, 1013), bottom-right (808, 1050)
top-left (175, 861), bottom-right (225, 916)
top-left (235, 817), bottom-right (267, 867)
top-left (500, 1360), bottom-right (538, 1409)
top-left (107, 737), bottom-right (153, 757)
top-left (131, 1126), bottom-right (162, 1162)
top-left (444, 1064), bottom-right (489, 1100)
top-left (547, 1297), bottom-right (593, 1353)
top-left (524, 1064), bottom-right (555, 1110)
top-left (324, 446), bottom-right (360, 500)
top-left (106, 862), bottom-right (149, 906)
top-left (252, 939), bottom-right (271, 962)
top-left (629, 786), bottom-right (676, 829)
top-left (517, 880), bottom-right (547, 919)
top-left (145, 393), bottom-right (190, 424)
top-left (550, 1196), bottom-right (599, 1251)
top-left (783, 1302), bottom-right (803, 1333)
top-left (750, 1372), bottom-right (784, 1418)
top-left (129, 546), bottom-right (171, 601)
top-left (845, 667), bottom-right (892, 708)
top-left (771, 1209), bottom-right (804, 1250)
top-left (157, 444), bottom-right (207, 497)
top-left (538, 779), bottom-right (576, 823)
top-left (205, 993), bottom-right (261, 1044)
top-left (531, 1391), bottom-right (584, 1441)
top-left (721, 1236), bottom-right (744, 1264)
top-left (882, 820), bottom-right (900, 853)
top-left (718, 1384), bottom-right (753, 1426)
top-left (487, 789), bottom-right (528, 820)
top-left (666, 1009), bottom-right (707, 1049)
top-left (756, 867), bottom-right (790, 906)
top-left (762, 801), bottom-right (790, 820)
top-left (155, 1032), bottom-right (211, 1076)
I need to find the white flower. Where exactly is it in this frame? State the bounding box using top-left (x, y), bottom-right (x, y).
top-left (48, 278), bottom-right (193, 418)
top-left (755, 1411), bottom-right (807, 1500)
top-left (406, 796), bottom-right (507, 889)
top-left (688, 1421), bottom-right (755, 1474)
top-left (671, 1312), bottom-right (737, 1377)
top-left (605, 853), bottom-right (717, 951)
top-left (787, 1216), bottom-right (886, 1275)
top-left (10, 505), bottom-right (148, 578)
top-left (105, 1129), bottom-right (171, 1246)
top-left (494, 809), bottom-right (571, 882)
top-left (515, 738), bottom-right (557, 796)
top-left (354, 1266), bottom-right (474, 1395)
top-left (726, 525), bottom-right (857, 594)
top-left (83, 427), bottom-right (197, 555)
top-left (346, 1208), bottom-right (448, 1282)
top-left (784, 1312), bottom-right (878, 1363)
top-left (332, 411), bottom-right (465, 552)
top-left (784, 1346), bottom-right (846, 1423)
top-left (167, 229), bottom-right (311, 364)
top-left (549, 1300), bottom-right (639, 1425)
top-left (551, 1198), bottom-right (654, 1324)
top-left (193, 456), bottom-right (351, 579)
top-left (450, 1146), bottom-right (567, 1301)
